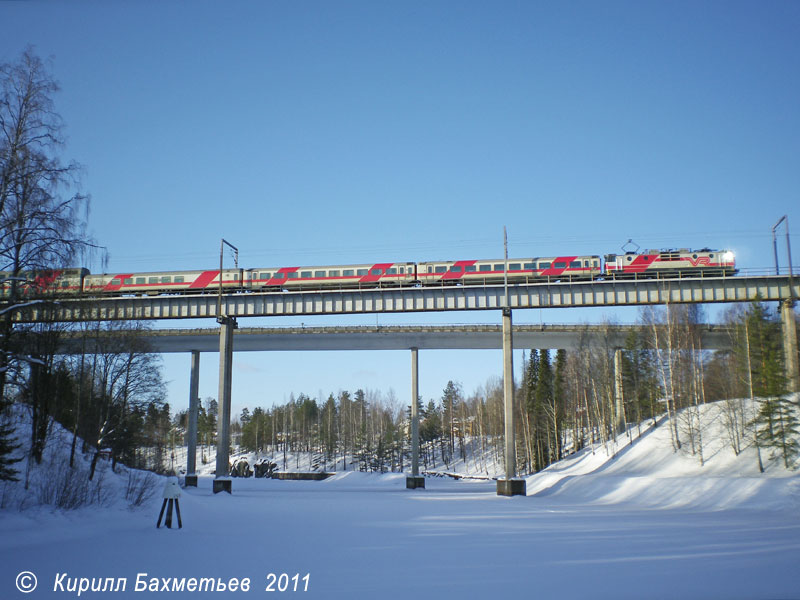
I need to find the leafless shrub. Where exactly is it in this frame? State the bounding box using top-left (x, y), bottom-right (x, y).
top-left (36, 467), bottom-right (88, 509)
top-left (33, 463), bottom-right (113, 510)
top-left (125, 470), bottom-right (159, 508)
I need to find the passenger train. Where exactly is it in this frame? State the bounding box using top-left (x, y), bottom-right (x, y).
top-left (1, 248), bottom-right (737, 298)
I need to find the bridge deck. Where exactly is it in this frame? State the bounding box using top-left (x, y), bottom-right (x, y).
top-left (55, 324), bottom-right (735, 353)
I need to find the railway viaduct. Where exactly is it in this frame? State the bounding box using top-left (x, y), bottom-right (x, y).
top-left (9, 274), bottom-right (800, 496)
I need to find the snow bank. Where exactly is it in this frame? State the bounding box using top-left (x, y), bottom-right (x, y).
top-left (0, 404), bottom-right (163, 513)
top-left (527, 398), bottom-right (800, 511)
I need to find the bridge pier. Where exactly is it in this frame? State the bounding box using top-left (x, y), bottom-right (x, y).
top-left (497, 308), bottom-right (525, 496)
top-left (614, 349), bottom-right (626, 434)
top-left (214, 317), bottom-right (236, 494)
top-left (185, 350), bottom-right (200, 487)
top-left (406, 347), bottom-right (424, 489)
top-left (782, 300), bottom-right (799, 393)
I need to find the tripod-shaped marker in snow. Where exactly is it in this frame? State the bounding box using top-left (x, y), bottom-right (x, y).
top-left (157, 479), bottom-right (182, 529)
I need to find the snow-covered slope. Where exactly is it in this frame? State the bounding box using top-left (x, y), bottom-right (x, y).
top-left (527, 398), bottom-right (799, 510)
top-left (0, 404), bottom-right (162, 512)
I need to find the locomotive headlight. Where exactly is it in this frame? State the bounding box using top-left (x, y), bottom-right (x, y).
top-left (723, 251), bottom-right (735, 262)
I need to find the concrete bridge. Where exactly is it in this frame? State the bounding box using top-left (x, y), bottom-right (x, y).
top-left (56, 323), bottom-right (736, 353)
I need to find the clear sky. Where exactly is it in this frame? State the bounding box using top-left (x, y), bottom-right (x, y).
top-left (3, 1), bottom-right (798, 417)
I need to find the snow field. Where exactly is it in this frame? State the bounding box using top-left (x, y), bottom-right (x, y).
top-left (1, 398), bottom-right (799, 599)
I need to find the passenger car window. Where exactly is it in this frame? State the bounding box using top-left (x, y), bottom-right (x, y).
top-left (493, 264), bottom-right (504, 271)
top-left (343, 269), bottom-right (354, 276)
top-left (329, 270), bottom-right (340, 277)
top-left (479, 264), bottom-right (491, 272)
top-left (570, 261), bottom-right (580, 268)
top-left (174, 276), bottom-right (184, 283)
top-left (524, 263), bottom-right (535, 270)
top-left (300, 271), bottom-right (312, 278)
top-left (450, 266), bottom-right (462, 273)
top-left (539, 262), bottom-right (551, 269)
top-left (136, 277), bottom-right (145, 284)
top-left (161, 276), bottom-right (171, 283)
top-left (370, 268), bottom-right (382, 276)
top-left (435, 266), bottom-right (447, 273)
top-left (314, 271), bottom-right (326, 278)
top-left (357, 269), bottom-right (368, 276)
top-left (260, 272), bottom-right (271, 280)
top-left (465, 265), bottom-right (477, 272)
top-left (554, 262), bottom-right (566, 269)
top-left (148, 277), bottom-right (158, 284)
top-left (509, 263), bottom-right (520, 271)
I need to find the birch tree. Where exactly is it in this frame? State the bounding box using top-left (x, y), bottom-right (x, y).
top-left (0, 48), bottom-right (94, 480)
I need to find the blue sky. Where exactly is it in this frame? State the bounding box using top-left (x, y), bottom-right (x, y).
top-left (3, 1), bottom-right (798, 417)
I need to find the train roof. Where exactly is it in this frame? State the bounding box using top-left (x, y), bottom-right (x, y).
top-left (418, 255), bottom-right (601, 264)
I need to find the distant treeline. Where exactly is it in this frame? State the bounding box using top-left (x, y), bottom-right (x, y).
top-left (175, 302), bottom-right (799, 475)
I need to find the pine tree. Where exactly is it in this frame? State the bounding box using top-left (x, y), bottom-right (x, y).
top-left (0, 398), bottom-right (20, 480)
top-left (552, 349), bottom-right (567, 461)
top-left (745, 302), bottom-right (800, 468)
top-left (441, 380), bottom-right (461, 458)
top-left (530, 349), bottom-right (554, 471)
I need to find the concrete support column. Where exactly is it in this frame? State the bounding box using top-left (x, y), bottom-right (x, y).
top-left (614, 348), bottom-right (626, 434)
top-left (185, 350), bottom-right (200, 487)
top-left (214, 317), bottom-right (236, 494)
top-left (498, 308), bottom-right (525, 496)
top-left (406, 347), bottom-right (424, 489)
top-left (781, 300), bottom-right (799, 393)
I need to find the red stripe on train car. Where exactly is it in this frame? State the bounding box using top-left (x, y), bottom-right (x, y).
top-left (266, 267), bottom-right (300, 286)
top-left (540, 256), bottom-right (576, 277)
top-left (360, 263), bottom-right (396, 283)
top-left (441, 260), bottom-right (478, 280)
top-left (619, 255), bottom-right (657, 273)
top-left (33, 270), bottom-right (63, 288)
top-left (103, 274), bottom-right (134, 292)
top-left (189, 270), bottom-right (221, 289)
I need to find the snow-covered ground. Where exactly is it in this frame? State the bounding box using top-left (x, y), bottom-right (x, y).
top-left (2, 400), bottom-right (799, 599)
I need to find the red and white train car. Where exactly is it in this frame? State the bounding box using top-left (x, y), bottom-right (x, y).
top-left (604, 249), bottom-right (736, 278)
top-left (417, 256), bottom-right (601, 284)
top-left (83, 269), bottom-right (244, 295)
top-left (245, 262), bottom-right (416, 290)
top-left (0, 268), bottom-right (87, 297)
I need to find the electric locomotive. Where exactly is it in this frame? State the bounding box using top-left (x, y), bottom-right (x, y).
top-left (604, 248), bottom-right (736, 278)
